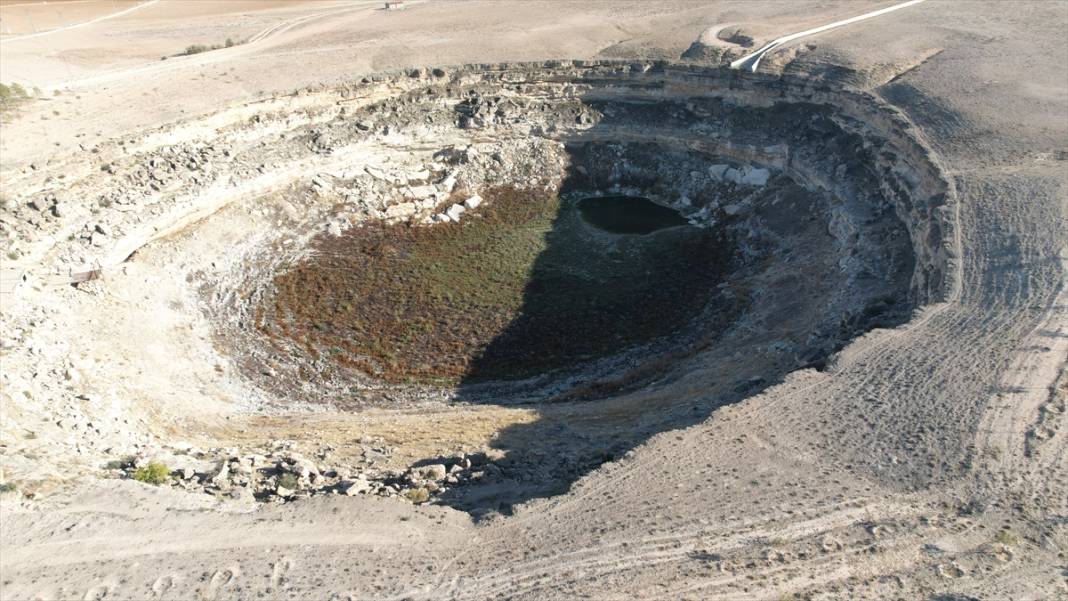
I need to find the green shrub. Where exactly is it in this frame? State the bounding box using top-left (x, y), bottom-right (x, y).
top-left (277, 473), bottom-right (299, 491)
top-left (0, 482), bottom-right (17, 494)
top-left (0, 82), bottom-right (29, 106)
top-left (132, 462), bottom-right (170, 485)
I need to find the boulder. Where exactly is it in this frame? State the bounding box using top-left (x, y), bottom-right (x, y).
top-left (340, 477), bottom-right (372, 496)
top-left (462, 195), bottom-right (482, 210)
top-left (740, 167), bottom-right (770, 186)
top-left (209, 462), bottom-right (231, 487)
top-left (446, 204), bottom-right (466, 221)
top-left (708, 164), bottom-right (730, 180)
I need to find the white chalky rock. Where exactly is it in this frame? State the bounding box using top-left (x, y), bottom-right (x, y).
top-left (385, 202), bottom-right (417, 219)
top-left (708, 164), bottom-right (730, 180)
top-left (405, 184), bottom-right (438, 199)
top-left (407, 170), bottom-right (430, 184)
top-left (463, 195), bottom-right (482, 210)
top-left (440, 173), bottom-right (458, 192)
top-left (741, 167), bottom-right (770, 186)
top-left (446, 203), bottom-right (466, 221)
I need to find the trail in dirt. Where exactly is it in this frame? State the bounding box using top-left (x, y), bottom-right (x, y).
top-left (730, 0), bottom-right (929, 72)
top-left (0, 0), bottom-right (161, 45)
top-left (41, 1), bottom-right (385, 92)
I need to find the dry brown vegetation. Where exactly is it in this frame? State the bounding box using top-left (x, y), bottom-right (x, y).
top-left (261, 186), bottom-right (730, 384)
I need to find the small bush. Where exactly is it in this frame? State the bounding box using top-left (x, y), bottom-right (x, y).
top-left (0, 82), bottom-right (30, 113)
top-left (277, 473), bottom-right (299, 491)
top-left (0, 482), bottom-right (17, 494)
top-left (132, 462), bottom-right (170, 485)
top-left (181, 44), bottom-right (211, 56)
top-left (404, 487), bottom-right (430, 503)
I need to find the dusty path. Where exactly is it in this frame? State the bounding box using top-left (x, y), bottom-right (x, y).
top-left (39, 0), bottom-right (390, 92)
top-left (730, 0), bottom-right (929, 72)
top-left (0, 0), bottom-right (159, 43)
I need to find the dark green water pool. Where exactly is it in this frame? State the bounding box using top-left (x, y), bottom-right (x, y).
top-left (578, 195), bottom-right (689, 235)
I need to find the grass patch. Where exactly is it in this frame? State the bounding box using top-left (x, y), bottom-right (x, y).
top-left (994, 529), bottom-right (1018, 546)
top-left (132, 462), bottom-right (170, 485)
top-left (263, 186), bottom-right (730, 384)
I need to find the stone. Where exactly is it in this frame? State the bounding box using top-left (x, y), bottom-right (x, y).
top-left (340, 477), bottom-right (372, 496)
top-left (740, 167), bottom-right (770, 186)
top-left (462, 195), bottom-right (482, 210)
top-left (282, 456), bottom-right (320, 481)
top-left (385, 202), bottom-right (417, 219)
top-left (209, 462), bottom-right (231, 487)
top-left (404, 184), bottom-right (437, 200)
top-left (439, 173), bottom-right (457, 192)
top-left (708, 164), bottom-right (729, 180)
top-left (446, 203), bottom-right (466, 221)
top-left (229, 487), bottom-right (255, 502)
top-left (229, 459), bottom-right (253, 475)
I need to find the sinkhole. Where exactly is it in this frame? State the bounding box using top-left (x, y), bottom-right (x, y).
top-left (190, 61), bottom-right (955, 510)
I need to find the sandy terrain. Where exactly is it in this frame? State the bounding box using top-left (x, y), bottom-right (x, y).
top-left (0, 1), bottom-right (1065, 599)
